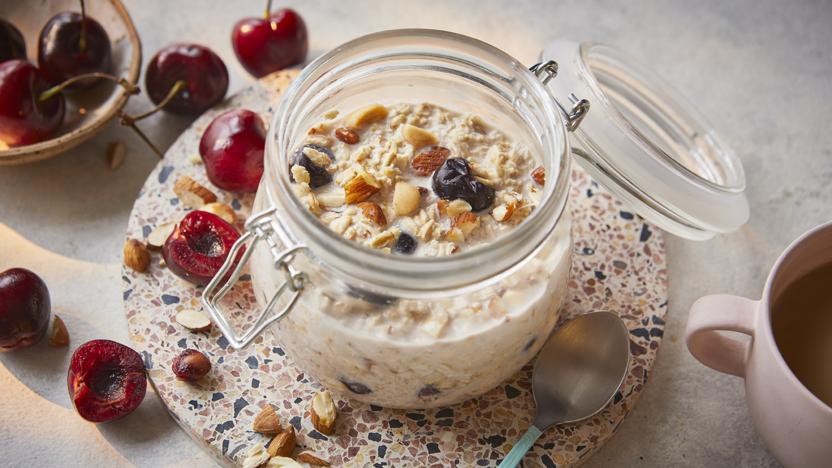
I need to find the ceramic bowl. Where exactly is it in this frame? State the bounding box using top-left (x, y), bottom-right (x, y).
top-left (0, 0), bottom-right (141, 165)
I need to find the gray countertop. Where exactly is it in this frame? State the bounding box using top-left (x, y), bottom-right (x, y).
top-left (2, 0), bottom-right (830, 466)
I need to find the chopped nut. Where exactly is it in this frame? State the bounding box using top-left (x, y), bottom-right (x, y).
top-left (368, 229), bottom-right (397, 249)
top-left (290, 165), bottom-right (311, 184)
top-left (344, 104), bottom-right (388, 128)
top-left (302, 147), bottom-right (332, 168)
top-left (200, 202), bottom-right (235, 224)
top-left (531, 166), bottom-right (545, 186)
top-left (436, 199), bottom-right (448, 216)
top-left (147, 222), bottom-right (175, 251)
top-left (334, 127), bottom-right (360, 144)
top-left (401, 124), bottom-right (438, 148)
top-left (416, 219), bottom-right (438, 241)
top-left (173, 176), bottom-right (217, 209)
top-left (265, 457), bottom-right (303, 468)
top-left (392, 182), bottom-right (421, 216)
top-left (106, 141), bottom-right (126, 169)
top-left (307, 122), bottom-right (330, 135)
top-left (241, 444), bottom-right (270, 468)
top-left (175, 309), bottom-right (212, 332)
top-left (310, 390), bottom-right (337, 435)
top-left (445, 227), bottom-right (465, 244)
top-left (123, 239), bottom-right (150, 273)
top-left (359, 202), bottom-right (387, 226)
top-left (252, 405), bottom-right (280, 435)
top-left (48, 315), bottom-right (69, 347)
top-left (491, 202), bottom-right (516, 222)
top-left (344, 172), bottom-right (380, 204)
top-left (410, 146), bottom-right (449, 176)
top-left (267, 426), bottom-right (296, 457)
top-left (452, 212), bottom-right (480, 235)
top-left (323, 109), bottom-right (339, 120)
top-left (446, 199), bottom-right (472, 216)
top-left (329, 215), bottom-right (352, 234)
top-left (296, 451), bottom-right (330, 466)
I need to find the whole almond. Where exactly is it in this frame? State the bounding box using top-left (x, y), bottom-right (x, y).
top-left (267, 426), bottom-right (296, 457)
top-left (174, 176), bottom-right (217, 209)
top-left (48, 315), bottom-right (69, 347)
top-left (296, 451), bottom-right (330, 466)
top-left (359, 202), bottom-right (387, 226)
top-left (410, 146), bottom-right (449, 176)
top-left (106, 141), bottom-right (126, 170)
top-left (123, 239), bottom-right (150, 273)
top-left (531, 166), bottom-right (545, 186)
top-left (200, 202), bottom-right (235, 224)
top-left (147, 222), bottom-right (175, 251)
top-left (252, 405), bottom-right (281, 435)
top-left (310, 390), bottom-right (337, 435)
top-left (334, 127), bottom-right (360, 144)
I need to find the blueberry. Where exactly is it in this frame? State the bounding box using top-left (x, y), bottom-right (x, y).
top-left (431, 158), bottom-right (495, 211)
top-left (289, 144), bottom-right (334, 188)
top-left (340, 377), bottom-right (372, 395)
top-left (393, 233), bottom-right (417, 255)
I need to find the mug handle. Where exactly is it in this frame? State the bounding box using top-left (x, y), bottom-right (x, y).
top-left (686, 294), bottom-right (758, 377)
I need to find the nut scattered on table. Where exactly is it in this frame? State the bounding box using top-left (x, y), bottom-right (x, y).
top-left (252, 405), bottom-right (281, 435)
top-left (171, 349), bottom-right (211, 381)
top-left (200, 202), bottom-right (235, 224)
top-left (173, 176), bottom-right (217, 209)
top-left (123, 239), bottom-right (150, 273)
top-left (241, 443), bottom-right (270, 468)
top-left (48, 315), bottom-right (69, 347)
top-left (267, 425), bottom-right (296, 457)
top-left (296, 451), bottom-right (330, 466)
top-left (265, 457), bottom-right (303, 468)
top-left (147, 222), bottom-right (175, 251)
top-left (106, 141), bottom-right (126, 170)
top-left (310, 390), bottom-right (337, 435)
top-left (174, 309), bottom-right (212, 332)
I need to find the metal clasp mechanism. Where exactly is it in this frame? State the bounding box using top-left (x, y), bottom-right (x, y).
top-left (202, 207), bottom-right (307, 349)
top-left (530, 60), bottom-right (590, 132)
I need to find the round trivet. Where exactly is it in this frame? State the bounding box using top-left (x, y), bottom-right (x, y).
top-left (123, 71), bottom-right (668, 467)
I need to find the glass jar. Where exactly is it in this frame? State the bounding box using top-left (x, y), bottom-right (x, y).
top-left (203, 30), bottom-right (748, 409)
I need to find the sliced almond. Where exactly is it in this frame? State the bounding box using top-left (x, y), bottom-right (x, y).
top-left (252, 405), bottom-right (280, 435)
top-left (344, 104), bottom-right (388, 128)
top-left (265, 457), bottom-right (303, 468)
top-left (392, 182), bottom-right (421, 216)
top-left (491, 202), bottom-right (516, 222)
top-left (48, 315), bottom-right (69, 347)
top-left (531, 165), bottom-right (545, 186)
top-left (147, 222), bottom-right (175, 251)
top-left (296, 451), bottom-right (330, 466)
top-left (267, 426), bottom-right (296, 457)
top-left (344, 172), bottom-right (380, 204)
top-left (452, 212), bottom-right (480, 235)
top-left (359, 202), bottom-right (387, 226)
top-left (310, 390), bottom-right (337, 435)
top-left (446, 199), bottom-right (472, 217)
top-left (241, 444), bottom-right (270, 468)
top-left (174, 176), bottom-right (217, 209)
top-left (123, 239), bottom-right (150, 273)
top-left (200, 202), bottom-right (235, 224)
top-left (175, 309), bottom-right (212, 332)
top-left (106, 141), bottom-right (126, 170)
top-left (302, 146), bottom-right (332, 168)
top-left (400, 124), bottom-right (437, 148)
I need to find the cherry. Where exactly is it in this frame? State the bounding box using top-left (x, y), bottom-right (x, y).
top-left (162, 210), bottom-right (241, 286)
top-left (38, 12), bottom-right (111, 88)
top-left (67, 339), bottom-right (147, 423)
top-left (0, 268), bottom-right (51, 351)
top-left (231, 5), bottom-right (308, 78)
top-left (145, 43), bottom-right (228, 115)
top-left (171, 349), bottom-right (211, 381)
top-left (0, 60), bottom-right (65, 147)
top-left (199, 109), bottom-right (265, 193)
top-left (0, 19), bottom-right (26, 63)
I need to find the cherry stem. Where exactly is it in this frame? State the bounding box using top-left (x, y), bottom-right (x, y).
top-left (117, 114), bottom-right (164, 158)
top-left (38, 72), bottom-right (139, 101)
top-left (79, 0), bottom-right (87, 52)
top-left (120, 80), bottom-right (185, 124)
top-left (264, 0), bottom-right (272, 19)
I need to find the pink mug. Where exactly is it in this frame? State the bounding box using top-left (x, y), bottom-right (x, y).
top-left (686, 221), bottom-right (832, 467)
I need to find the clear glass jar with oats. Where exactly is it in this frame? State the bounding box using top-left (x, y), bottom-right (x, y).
top-left (203, 30), bottom-right (749, 408)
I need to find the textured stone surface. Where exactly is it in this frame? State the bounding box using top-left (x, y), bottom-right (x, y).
top-left (2, 0), bottom-right (830, 466)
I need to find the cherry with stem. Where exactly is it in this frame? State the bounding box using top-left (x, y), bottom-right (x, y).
top-left (79, 0), bottom-right (87, 52)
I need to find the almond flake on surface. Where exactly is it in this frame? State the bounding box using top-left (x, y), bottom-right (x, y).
top-left (392, 182), bottom-right (421, 216)
top-left (147, 222), bottom-right (175, 251)
top-left (106, 141), bottom-right (126, 170)
top-left (344, 104), bottom-right (388, 128)
top-left (334, 127), bottom-right (360, 144)
top-left (241, 444), bottom-right (270, 468)
top-left (291, 165), bottom-right (311, 184)
top-left (175, 309), bottom-right (212, 332)
top-left (359, 202), bottom-right (387, 226)
top-left (410, 146), bottom-right (449, 176)
top-left (252, 405), bottom-right (281, 435)
top-left (452, 212), bottom-right (480, 235)
top-left (302, 147), bottom-right (332, 168)
top-left (446, 199), bottom-right (472, 216)
top-left (267, 426), bottom-right (296, 457)
top-left (123, 239), bottom-right (150, 272)
top-left (200, 202), bottom-right (235, 224)
top-left (187, 153), bottom-right (203, 165)
top-left (265, 457), bottom-right (303, 468)
top-left (310, 390), bottom-right (337, 435)
top-left (48, 315), bottom-right (69, 347)
top-left (531, 165), bottom-right (545, 186)
top-left (296, 451), bottom-right (330, 466)
top-left (344, 172), bottom-right (380, 204)
top-left (401, 124), bottom-right (438, 148)
top-left (173, 176), bottom-right (217, 209)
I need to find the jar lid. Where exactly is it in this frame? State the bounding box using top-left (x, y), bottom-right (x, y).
top-left (540, 40), bottom-right (748, 240)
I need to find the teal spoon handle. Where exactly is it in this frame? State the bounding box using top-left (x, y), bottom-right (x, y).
top-left (498, 425), bottom-right (543, 468)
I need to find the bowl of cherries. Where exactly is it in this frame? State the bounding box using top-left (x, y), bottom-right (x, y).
top-left (0, 0), bottom-right (141, 165)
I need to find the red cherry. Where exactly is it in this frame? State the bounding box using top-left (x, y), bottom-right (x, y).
top-left (0, 60), bottom-right (65, 147)
top-left (37, 12), bottom-right (112, 88)
top-left (0, 268), bottom-right (51, 351)
top-left (145, 43), bottom-right (228, 115)
top-left (199, 109), bottom-right (266, 193)
top-left (231, 8), bottom-right (308, 78)
top-left (162, 210), bottom-right (242, 286)
top-left (67, 339), bottom-right (147, 423)
top-left (0, 19), bottom-right (26, 63)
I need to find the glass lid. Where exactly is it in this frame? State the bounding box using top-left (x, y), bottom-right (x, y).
top-left (540, 40), bottom-right (749, 240)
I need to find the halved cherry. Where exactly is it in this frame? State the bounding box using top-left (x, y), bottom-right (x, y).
top-left (163, 210), bottom-right (241, 286)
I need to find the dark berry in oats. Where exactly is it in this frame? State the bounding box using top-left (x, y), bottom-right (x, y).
top-left (0, 19), bottom-right (26, 63)
top-left (162, 210), bottom-right (242, 286)
top-left (340, 377), bottom-right (372, 395)
top-left (393, 232), bottom-right (417, 255)
top-left (431, 158), bottom-right (495, 212)
top-left (289, 144), bottom-right (334, 188)
top-left (171, 348), bottom-right (211, 381)
top-left (334, 127), bottom-right (359, 144)
top-left (38, 12), bottom-right (112, 88)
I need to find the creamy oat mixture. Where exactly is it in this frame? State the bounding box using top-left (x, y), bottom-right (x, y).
top-left (288, 102), bottom-right (545, 256)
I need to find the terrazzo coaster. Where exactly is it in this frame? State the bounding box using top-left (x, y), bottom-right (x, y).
top-left (123, 70), bottom-right (668, 467)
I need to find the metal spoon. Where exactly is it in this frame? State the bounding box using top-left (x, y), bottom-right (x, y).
top-left (499, 311), bottom-right (631, 467)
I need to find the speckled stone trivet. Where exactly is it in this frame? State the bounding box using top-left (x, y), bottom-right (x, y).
top-left (123, 70), bottom-right (668, 468)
